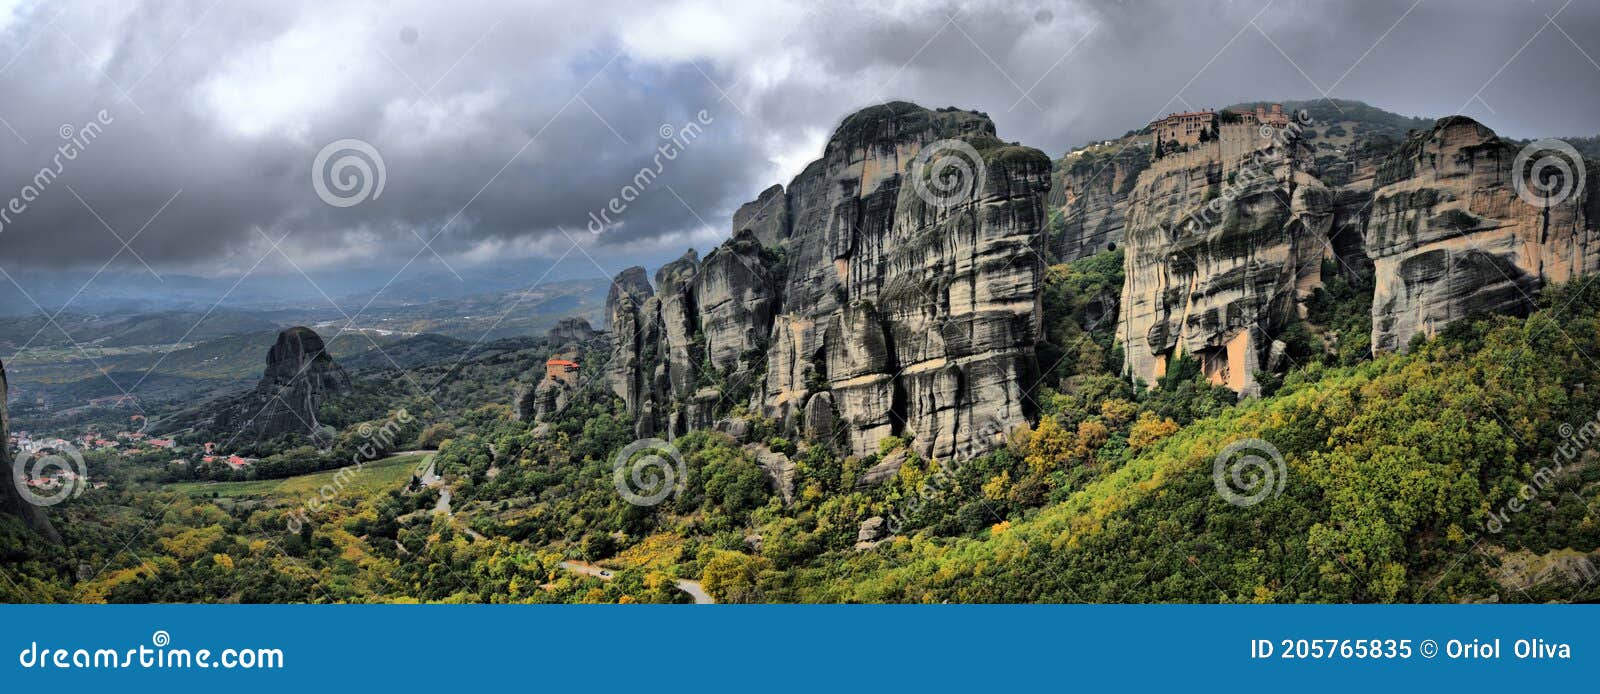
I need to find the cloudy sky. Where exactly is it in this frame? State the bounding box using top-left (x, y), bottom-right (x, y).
top-left (0, 0), bottom-right (1596, 293)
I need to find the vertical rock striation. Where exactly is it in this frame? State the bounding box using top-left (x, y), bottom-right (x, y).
top-left (1365, 117), bottom-right (1599, 351)
top-left (1048, 148), bottom-right (1149, 262)
top-left (604, 102), bottom-right (1050, 460)
top-left (763, 102), bottom-right (1051, 460)
top-left (1117, 120), bottom-right (1329, 394)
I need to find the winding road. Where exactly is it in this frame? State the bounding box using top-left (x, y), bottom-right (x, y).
top-left (558, 560), bottom-right (713, 604)
top-left (419, 458), bottom-right (482, 540)
top-left (417, 459), bottom-right (703, 601)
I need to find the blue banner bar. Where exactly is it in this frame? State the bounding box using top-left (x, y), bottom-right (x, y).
top-left (4, 605), bottom-right (1595, 691)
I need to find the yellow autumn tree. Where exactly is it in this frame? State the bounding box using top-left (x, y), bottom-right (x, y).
top-left (982, 470), bottom-right (1012, 501)
top-left (701, 550), bottom-right (771, 604)
top-left (1024, 415), bottom-right (1076, 475)
top-left (1126, 411), bottom-right (1180, 454)
top-left (1071, 420), bottom-right (1111, 463)
top-left (1099, 398), bottom-right (1137, 428)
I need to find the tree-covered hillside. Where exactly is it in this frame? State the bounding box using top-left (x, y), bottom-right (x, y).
top-left (5, 251), bottom-right (1599, 604)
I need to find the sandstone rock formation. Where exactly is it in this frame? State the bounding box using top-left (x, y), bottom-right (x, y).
top-left (0, 358), bottom-right (61, 543)
top-left (212, 327), bottom-right (352, 440)
top-left (1048, 147), bottom-right (1148, 261)
top-left (696, 230), bottom-right (777, 378)
top-left (606, 266), bottom-right (658, 435)
top-left (758, 102), bottom-right (1050, 460)
top-left (1113, 110), bottom-right (1598, 388)
top-left (855, 515), bottom-right (889, 549)
top-left (749, 445), bottom-right (796, 505)
top-left (548, 316), bottom-right (597, 343)
top-left (1118, 120), bottom-right (1329, 393)
top-left (1365, 117), bottom-right (1599, 351)
top-left (732, 184), bottom-right (788, 248)
top-left (604, 102), bottom-right (1051, 460)
top-left (518, 352), bottom-right (581, 423)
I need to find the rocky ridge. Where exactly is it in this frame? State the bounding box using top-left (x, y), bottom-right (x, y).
top-left (577, 101), bottom-right (1596, 463)
top-left (605, 102), bottom-right (1051, 461)
top-left (1114, 108), bottom-right (1596, 391)
top-left (1365, 117), bottom-right (1600, 351)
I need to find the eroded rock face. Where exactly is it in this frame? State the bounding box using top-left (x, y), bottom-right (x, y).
top-left (605, 240), bottom-right (777, 438)
top-left (517, 377), bottom-right (573, 423)
top-left (0, 358), bottom-right (61, 543)
top-left (733, 184), bottom-right (789, 247)
top-left (1049, 148), bottom-right (1149, 261)
top-left (1118, 122), bottom-right (1328, 394)
top-left (696, 230), bottom-right (775, 377)
top-left (605, 265), bottom-right (655, 425)
top-left (757, 102), bottom-right (1050, 459)
top-left (1365, 117), bottom-right (1599, 352)
top-left (604, 102), bottom-right (1050, 459)
top-left (212, 327), bottom-right (352, 439)
top-left (654, 251), bottom-right (702, 402)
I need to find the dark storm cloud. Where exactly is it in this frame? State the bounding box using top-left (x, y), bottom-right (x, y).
top-left (0, 0), bottom-right (1594, 278)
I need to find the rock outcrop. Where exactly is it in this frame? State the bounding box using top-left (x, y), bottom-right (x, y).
top-left (212, 327), bottom-right (351, 440)
top-left (1114, 111), bottom-right (1598, 386)
top-left (762, 102), bottom-right (1050, 460)
top-left (1365, 117), bottom-right (1599, 351)
top-left (518, 353), bottom-right (581, 423)
top-left (604, 102), bottom-right (1050, 460)
top-left (548, 317), bottom-right (597, 343)
top-left (1048, 147), bottom-right (1149, 261)
top-left (0, 358), bottom-right (61, 543)
top-left (732, 184), bottom-right (789, 248)
top-left (696, 230), bottom-right (776, 377)
top-left (1118, 119), bottom-right (1329, 393)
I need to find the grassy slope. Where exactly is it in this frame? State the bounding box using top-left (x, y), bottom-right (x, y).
top-left (166, 452), bottom-right (431, 500)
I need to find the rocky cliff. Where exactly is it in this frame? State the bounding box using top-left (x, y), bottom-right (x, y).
top-left (0, 358), bottom-right (61, 542)
top-left (1365, 117), bottom-right (1599, 351)
top-left (593, 101), bottom-right (1594, 460)
top-left (1117, 119), bottom-right (1330, 393)
top-left (605, 102), bottom-right (1051, 460)
top-left (1114, 109), bottom-right (1598, 389)
top-left (1048, 147), bottom-right (1149, 262)
top-left (212, 327), bottom-right (352, 440)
